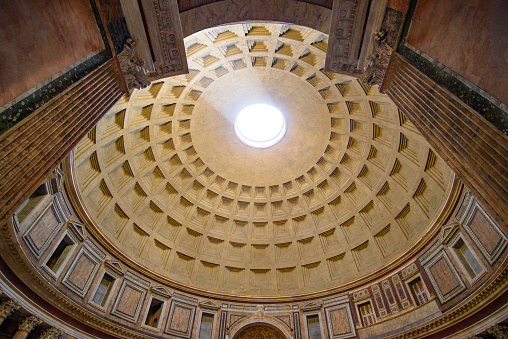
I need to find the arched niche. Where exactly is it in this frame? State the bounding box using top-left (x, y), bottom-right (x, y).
top-left (229, 316), bottom-right (292, 339)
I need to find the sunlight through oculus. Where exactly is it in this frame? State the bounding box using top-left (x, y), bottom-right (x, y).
top-left (234, 104), bottom-right (286, 148)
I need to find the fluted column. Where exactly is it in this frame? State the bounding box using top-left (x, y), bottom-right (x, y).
top-left (0, 299), bottom-right (20, 326)
top-left (13, 315), bottom-right (42, 339)
top-left (39, 327), bottom-right (63, 339)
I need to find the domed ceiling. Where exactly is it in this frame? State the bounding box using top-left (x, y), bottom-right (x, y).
top-left (71, 23), bottom-right (455, 297)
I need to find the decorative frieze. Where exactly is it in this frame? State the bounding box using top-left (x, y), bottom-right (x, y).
top-left (120, 0), bottom-right (188, 82)
top-left (487, 324), bottom-right (507, 339)
top-left (325, 0), bottom-right (394, 87)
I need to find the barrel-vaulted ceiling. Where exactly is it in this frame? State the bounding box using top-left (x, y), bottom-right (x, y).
top-left (71, 23), bottom-right (455, 297)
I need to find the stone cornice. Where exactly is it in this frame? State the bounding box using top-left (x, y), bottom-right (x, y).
top-left (63, 151), bottom-right (463, 302)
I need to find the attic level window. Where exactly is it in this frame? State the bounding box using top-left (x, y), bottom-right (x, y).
top-left (16, 182), bottom-right (52, 224)
top-left (358, 301), bottom-right (376, 327)
top-left (45, 235), bottom-right (75, 275)
top-left (408, 277), bottom-right (429, 306)
top-left (452, 238), bottom-right (483, 280)
top-left (234, 104), bottom-right (286, 148)
top-left (144, 298), bottom-right (164, 328)
top-left (306, 314), bottom-right (323, 339)
top-left (198, 313), bottom-right (215, 339)
top-left (91, 273), bottom-right (115, 307)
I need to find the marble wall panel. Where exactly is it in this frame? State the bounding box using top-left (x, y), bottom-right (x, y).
top-left (422, 251), bottom-right (465, 303)
top-left (461, 200), bottom-right (508, 264)
top-left (22, 200), bottom-right (66, 258)
top-left (229, 314), bottom-right (247, 327)
top-left (274, 315), bottom-right (292, 330)
top-left (325, 304), bottom-right (356, 339)
top-left (0, 0), bottom-right (104, 107)
top-left (62, 247), bottom-right (102, 297)
top-left (165, 300), bottom-right (196, 337)
top-left (111, 272), bottom-right (149, 322)
top-left (407, 0), bottom-right (508, 107)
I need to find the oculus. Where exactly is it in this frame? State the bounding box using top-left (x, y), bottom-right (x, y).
top-left (234, 104), bottom-right (286, 148)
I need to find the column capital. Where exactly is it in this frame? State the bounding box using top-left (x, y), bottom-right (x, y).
top-left (39, 327), bottom-right (64, 339)
top-left (18, 315), bottom-right (42, 333)
top-left (487, 324), bottom-right (507, 339)
top-left (0, 299), bottom-right (20, 318)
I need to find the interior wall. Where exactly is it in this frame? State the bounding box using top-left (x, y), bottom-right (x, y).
top-left (407, 0), bottom-right (508, 107)
top-left (0, 0), bottom-right (104, 107)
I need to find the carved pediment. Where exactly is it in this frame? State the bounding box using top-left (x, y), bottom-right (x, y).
top-left (150, 286), bottom-right (171, 298)
top-left (441, 223), bottom-right (460, 245)
top-left (105, 260), bottom-right (125, 277)
top-left (301, 301), bottom-right (322, 311)
top-left (199, 300), bottom-right (221, 310)
top-left (68, 221), bottom-right (85, 242)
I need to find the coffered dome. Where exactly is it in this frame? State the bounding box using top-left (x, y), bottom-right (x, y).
top-left (71, 23), bottom-right (455, 297)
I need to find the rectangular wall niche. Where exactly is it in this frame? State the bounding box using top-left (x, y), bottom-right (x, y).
top-left (91, 273), bottom-right (115, 307)
top-left (198, 313), bottom-right (215, 339)
top-left (16, 183), bottom-right (51, 225)
top-left (145, 298), bottom-right (165, 328)
top-left (44, 234), bottom-right (76, 276)
top-left (306, 314), bottom-right (323, 339)
top-left (451, 237), bottom-right (484, 282)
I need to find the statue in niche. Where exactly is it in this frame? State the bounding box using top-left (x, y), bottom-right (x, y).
top-left (117, 38), bottom-right (151, 90)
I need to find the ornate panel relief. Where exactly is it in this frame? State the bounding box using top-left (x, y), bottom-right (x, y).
top-left (22, 199), bottom-right (66, 258)
top-left (111, 271), bottom-right (149, 322)
top-left (421, 250), bottom-right (465, 303)
top-left (381, 280), bottom-right (399, 314)
top-left (62, 246), bottom-right (102, 297)
top-left (460, 198), bottom-right (507, 265)
top-left (165, 299), bottom-right (196, 338)
top-left (371, 284), bottom-right (387, 318)
top-left (325, 0), bottom-right (368, 76)
top-left (391, 273), bottom-right (411, 309)
top-left (324, 294), bottom-right (356, 339)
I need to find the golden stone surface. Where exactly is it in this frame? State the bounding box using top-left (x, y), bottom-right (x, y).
top-left (72, 23), bottom-right (454, 296)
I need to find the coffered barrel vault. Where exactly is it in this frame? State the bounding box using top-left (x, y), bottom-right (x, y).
top-left (71, 23), bottom-right (455, 296)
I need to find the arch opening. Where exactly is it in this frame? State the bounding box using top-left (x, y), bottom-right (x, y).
top-left (232, 324), bottom-right (287, 339)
